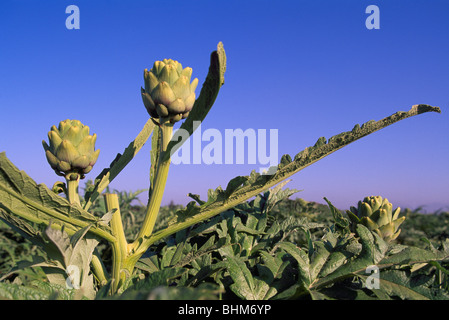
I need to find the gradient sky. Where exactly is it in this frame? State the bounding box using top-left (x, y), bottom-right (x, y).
top-left (1, 0), bottom-right (448, 212)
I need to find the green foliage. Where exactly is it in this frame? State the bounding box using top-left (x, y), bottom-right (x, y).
top-left (118, 187), bottom-right (449, 300)
top-left (0, 152), bottom-right (113, 241)
top-left (0, 280), bottom-right (77, 300)
top-left (2, 183), bottom-right (449, 300)
top-left (0, 42), bottom-right (445, 300)
top-left (398, 208), bottom-right (449, 246)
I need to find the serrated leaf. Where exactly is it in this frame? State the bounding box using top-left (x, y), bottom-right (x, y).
top-left (33, 280), bottom-right (77, 300)
top-left (135, 255), bottom-right (160, 273)
top-left (0, 255), bottom-right (64, 282)
top-left (312, 225), bottom-right (388, 289)
top-left (0, 209), bottom-right (39, 239)
top-left (224, 176), bottom-right (247, 198)
top-left (324, 197), bottom-right (350, 231)
top-left (307, 223), bottom-right (449, 299)
top-left (277, 242), bottom-right (311, 287)
top-left (0, 282), bottom-right (50, 300)
top-left (188, 193), bottom-right (205, 205)
top-left (0, 153), bottom-right (113, 242)
top-left (235, 222), bottom-right (266, 236)
top-left (379, 245), bottom-right (449, 267)
top-left (169, 241), bottom-right (186, 266)
top-left (263, 180), bottom-right (300, 214)
top-left (257, 251), bottom-right (293, 299)
top-left (223, 254), bottom-right (272, 300)
top-left (358, 270), bottom-right (449, 300)
top-left (259, 251), bottom-right (284, 279)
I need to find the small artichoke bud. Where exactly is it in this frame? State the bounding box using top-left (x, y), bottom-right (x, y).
top-left (141, 59), bottom-right (198, 123)
top-left (42, 119), bottom-right (100, 179)
top-left (346, 196), bottom-right (405, 242)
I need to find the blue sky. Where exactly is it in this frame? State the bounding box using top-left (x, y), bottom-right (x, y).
top-left (1, 0), bottom-right (448, 212)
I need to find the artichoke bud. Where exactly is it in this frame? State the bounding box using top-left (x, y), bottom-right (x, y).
top-left (190, 78), bottom-right (199, 93)
top-left (360, 202), bottom-right (372, 218)
top-left (72, 155), bottom-right (90, 169)
top-left (141, 58), bottom-right (198, 123)
top-left (346, 196), bottom-right (405, 242)
top-left (172, 76), bottom-right (190, 99)
top-left (141, 89), bottom-right (158, 118)
top-left (152, 60), bottom-right (166, 75)
top-left (171, 113), bottom-right (183, 123)
top-left (42, 119), bottom-right (100, 179)
top-left (156, 104), bottom-right (169, 118)
top-left (57, 160), bottom-right (71, 173)
top-left (366, 195), bottom-right (383, 212)
top-left (160, 64), bottom-right (179, 85)
top-left (48, 130), bottom-right (62, 150)
top-left (181, 67), bottom-right (193, 81)
top-left (152, 81), bottom-right (176, 106)
top-left (167, 98), bottom-right (186, 114)
top-left (56, 140), bottom-right (79, 163)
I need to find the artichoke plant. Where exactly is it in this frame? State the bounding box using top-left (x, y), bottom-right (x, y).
top-left (346, 196), bottom-right (406, 242)
top-left (141, 59), bottom-right (198, 123)
top-left (42, 119), bottom-right (100, 181)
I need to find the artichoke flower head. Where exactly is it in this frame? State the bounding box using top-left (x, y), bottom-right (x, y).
top-left (42, 119), bottom-right (100, 180)
top-left (141, 59), bottom-right (198, 123)
top-left (347, 196), bottom-right (406, 242)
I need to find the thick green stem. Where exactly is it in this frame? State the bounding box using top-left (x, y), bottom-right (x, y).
top-left (132, 120), bottom-right (173, 245)
top-left (66, 177), bottom-right (80, 206)
top-left (104, 193), bottom-right (128, 293)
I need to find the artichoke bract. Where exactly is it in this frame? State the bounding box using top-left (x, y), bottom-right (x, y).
top-left (347, 196), bottom-right (406, 242)
top-left (141, 59), bottom-right (198, 123)
top-left (42, 119), bottom-right (100, 180)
